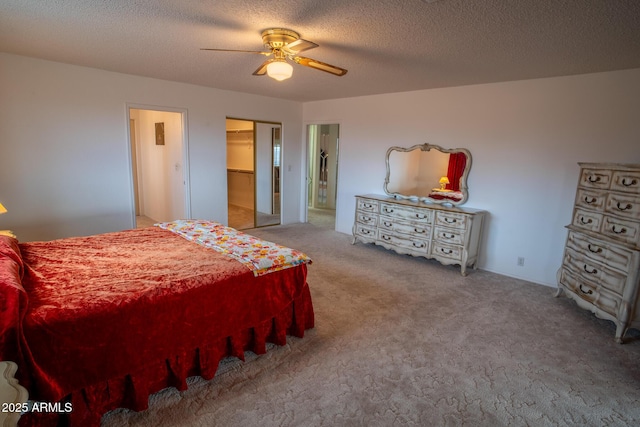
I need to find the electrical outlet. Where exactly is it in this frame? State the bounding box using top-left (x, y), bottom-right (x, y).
top-left (517, 257), bottom-right (525, 267)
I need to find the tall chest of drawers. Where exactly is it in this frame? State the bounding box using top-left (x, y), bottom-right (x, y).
top-left (352, 194), bottom-right (486, 275)
top-left (556, 163), bottom-right (640, 343)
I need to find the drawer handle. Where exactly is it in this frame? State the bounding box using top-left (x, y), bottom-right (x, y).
top-left (444, 218), bottom-right (457, 224)
top-left (579, 216), bottom-right (592, 225)
top-left (363, 203), bottom-right (373, 208)
top-left (414, 228), bottom-right (427, 234)
top-left (383, 207), bottom-right (394, 214)
top-left (584, 196), bottom-right (597, 204)
top-left (616, 202), bottom-right (632, 211)
top-left (413, 242), bottom-right (425, 249)
top-left (439, 248), bottom-right (454, 254)
top-left (587, 244), bottom-right (602, 254)
top-left (382, 235), bottom-right (392, 241)
top-left (415, 213), bottom-right (427, 219)
top-left (441, 233), bottom-right (455, 239)
top-left (621, 178), bottom-right (638, 187)
top-left (361, 216), bottom-right (371, 222)
top-left (361, 229), bottom-right (371, 235)
top-left (587, 175), bottom-right (601, 183)
top-left (383, 221), bottom-right (393, 227)
top-left (611, 225), bottom-right (627, 235)
top-left (579, 284), bottom-right (593, 295)
top-left (583, 264), bottom-right (598, 275)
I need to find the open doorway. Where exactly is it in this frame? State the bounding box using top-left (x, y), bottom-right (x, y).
top-left (227, 118), bottom-right (281, 230)
top-left (307, 124), bottom-right (339, 229)
top-left (128, 107), bottom-right (189, 228)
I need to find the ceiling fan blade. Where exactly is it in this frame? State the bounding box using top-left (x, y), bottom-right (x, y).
top-left (253, 59), bottom-right (274, 76)
top-left (293, 56), bottom-right (348, 76)
top-left (284, 39), bottom-right (318, 54)
top-left (200, 48), bottom-right (272, 56)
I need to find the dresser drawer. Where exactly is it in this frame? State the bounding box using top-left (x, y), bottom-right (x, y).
top-left (379, 203), bottom-right (432, 223)
top-left (379, 215), bottom-right (431, 238)
top-left (580, 168), bottom-right (612, 190)
top-left (611, 170), bottom-right (640, 194)
top-left (433, 226), bottom-right (464, 245)
top-left (377, 230), bottom-right (430, 255)
top-left (357, 198), bottom-right (379, 213)
top-left (575, 188), bottom-right (607, 211)
top-left (563, 248), bottom-right (626, 296)
top-left (431, 242), bottom-right (463, 261)
top-left (353, 223), bottom-right (377, 240)
top-left (559, 269), bottom-right (622, 317)
top-left (435, 211), bottom-right (468, 230)
top-left (605, 193), bottom-right (640, 220)
top-left (566, 231), bottom-right (634, 273)
top-left (572, 208), bottom-right (603, 232)
top-left (356, 211), bottom-right (378, 227)
top-left (601, 215), bottom-right (640, 246)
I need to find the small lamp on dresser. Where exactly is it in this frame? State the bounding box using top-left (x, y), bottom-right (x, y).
top-left (438, 176), bottom-right (450, 190)
top-left (437, 176), bottom-right (452, 192)
top-left (0, 202), bottom-right (16, 238)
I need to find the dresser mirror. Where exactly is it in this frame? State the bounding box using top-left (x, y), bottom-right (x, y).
top-left (383, 143), bottom-right (471, 206)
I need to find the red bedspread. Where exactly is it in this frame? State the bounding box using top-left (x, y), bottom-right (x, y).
top-left (0, 227), bottom-right (314, 426)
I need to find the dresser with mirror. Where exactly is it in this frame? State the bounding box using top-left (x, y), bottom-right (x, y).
top-left (352, 144), bottom-right (487, 275)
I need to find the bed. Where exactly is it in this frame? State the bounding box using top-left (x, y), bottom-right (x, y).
top-left (427, 189), bottom-right (464, 203)
top-left (0, 220), bottom-right (314, 426)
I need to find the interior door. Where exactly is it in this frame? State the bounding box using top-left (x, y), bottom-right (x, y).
top-left (255, 122), bottom-right (281, 227)
top-left (308, 124), bottom-right (339, 209)
top-left (129, 107), bottom-right (188, 228)
top-left (129, 119), bottom-right (140, 216)
top-left (306, 124), bottom-right (339, 229)
top-left (227, 118), bottom-right (281, 229)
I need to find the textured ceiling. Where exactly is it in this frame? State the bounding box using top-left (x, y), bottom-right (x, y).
top-left (1, 0), bottom-right (639, 102)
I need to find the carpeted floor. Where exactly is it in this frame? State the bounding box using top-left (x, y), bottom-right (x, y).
top-left (307, 207), bottom-right (336, 229)
top-left (102, 221), bottom-right (640, 426)
top-left (135, 215), bottom-right (157, 229)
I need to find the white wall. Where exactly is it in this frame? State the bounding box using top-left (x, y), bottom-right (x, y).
top-left (0, 53), bottom-right (304, 241)
top-left (303, 69), bottom-right (640, 286)
top-left (2, 51), bottom-right (638, 287)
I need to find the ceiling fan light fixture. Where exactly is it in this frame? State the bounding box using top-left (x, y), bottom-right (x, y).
top-left (266, 60), bottom-right (293, 81)
top-left (202, 28), bottom-right (347, 79)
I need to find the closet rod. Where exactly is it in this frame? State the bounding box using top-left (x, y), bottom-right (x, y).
top-left (227, 168), bottom-right (254, 174)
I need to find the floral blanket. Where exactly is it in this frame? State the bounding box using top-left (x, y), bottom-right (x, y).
top-left (156, 220), bottom-right (312, 276)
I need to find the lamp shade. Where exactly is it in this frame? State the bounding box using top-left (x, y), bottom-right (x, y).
top-left (0, 203), bottom-right (6, 215)
top-left (438, 176), bottom-right (450, 191)
top-left (266, 60), bottom-right (293, 81)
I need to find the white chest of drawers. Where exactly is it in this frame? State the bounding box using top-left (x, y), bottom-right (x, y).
top-left (556, 163), bottom-right (640, 343)
top-left (352, 194), bottom-right (487, 275)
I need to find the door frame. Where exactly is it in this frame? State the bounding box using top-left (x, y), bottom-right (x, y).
top-left (304, 122), bottom-right (341, 225)
top-left (226, 117), bottom-right (282, 229)
top-left (125, 103), bottom-right (191, 228)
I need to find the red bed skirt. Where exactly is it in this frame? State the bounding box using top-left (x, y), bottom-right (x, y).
top-left (19, 283), bottom-right (314, 427)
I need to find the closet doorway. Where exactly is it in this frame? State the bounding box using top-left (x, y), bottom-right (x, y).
top-left (227, 118), bottom-right (281, 230)
top-left (128, 107), bottom-right (190, 228)
top-left (307, 124), bottom-right (339, 229)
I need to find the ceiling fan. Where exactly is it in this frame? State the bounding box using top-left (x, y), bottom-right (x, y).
top-left (201, 28), bottom-right (348, 81)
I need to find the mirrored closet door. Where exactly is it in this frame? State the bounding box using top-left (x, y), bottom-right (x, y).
top-left (227, 118), bottom-right (281, 229)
